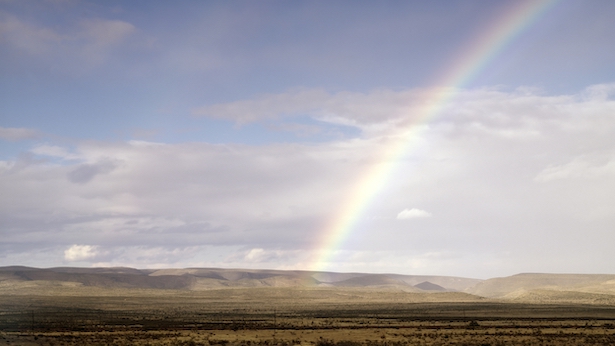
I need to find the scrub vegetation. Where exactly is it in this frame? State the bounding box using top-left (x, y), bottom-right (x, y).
top-left (2, 285), bottom-right (615, 346)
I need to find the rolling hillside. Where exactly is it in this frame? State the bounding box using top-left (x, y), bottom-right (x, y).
top-left (0, 266), bottom-right (478, 292)
top-left (3, 266), bottom-right (615, 304)
top-left (466, 273), bottom-right (615, 303)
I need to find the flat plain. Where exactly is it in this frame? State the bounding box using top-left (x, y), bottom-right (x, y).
top-left (2, 267), bottom-right (615, 345)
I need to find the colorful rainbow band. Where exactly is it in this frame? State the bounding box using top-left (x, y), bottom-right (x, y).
top-left (310, 0), bottom-right (560, 272)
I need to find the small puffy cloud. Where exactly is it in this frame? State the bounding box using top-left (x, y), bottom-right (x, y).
top-left (245, 248), bottom-right (266, 261)
top-left (64, 245), bottom-right (98, 261)
top-left (240, 248), bottom-right (296, 264)
top-left (397, 208), bottom-right (432, 219)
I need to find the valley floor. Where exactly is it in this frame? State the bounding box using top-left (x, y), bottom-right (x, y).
top-left (3, 323), bottom-right (615, 346)
top-left (2, 287), bottom-right (615, 345)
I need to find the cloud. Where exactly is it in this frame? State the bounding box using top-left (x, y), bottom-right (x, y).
top-left (0, 12), bottom-right (136, 68)
top-left (77, 18), bottom-right (136, 64)
top-left (1, 138), bottom-right (377, 253)
top-left (30, 144), bottom-right (81, 160)
top-left (192, 88), bottom-right (436, 133)
top-left (64, 244), bottom-right (98, 261)
top-left (266, 122), bottom-right (324, 138)
top-left (0, 127), bottom-right (40, 141)
top-left (79, 18), bottom-right (135, 47)
top-left (0, 13), bottom-right (63, 55)
top-left (3, 85), bottom-right (615, 276)
top-left (242, 248), bottom-right (291, 263)
top-left (67, 159), bottom-right (117, 184)
top-left (193, 89), bottom-right (331, 124)
top-left (534, 155), bottom-right (615, 182)
top-left (193, 84), bottom-right (615, 140)
top-left (397, 208), bottom-right (432, 219)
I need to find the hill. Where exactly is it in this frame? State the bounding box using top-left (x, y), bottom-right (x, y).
top-left (3, 267), bottom-right (615, 304)
top-left (0, 266), bottom-right (479, 292)
top-left (414, 281), bottom-right (447, 291)
top-left (466, 273), bottom-right (615, 303)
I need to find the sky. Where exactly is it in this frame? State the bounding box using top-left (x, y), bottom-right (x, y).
top-left (1, 0), bottom-right (615, 279)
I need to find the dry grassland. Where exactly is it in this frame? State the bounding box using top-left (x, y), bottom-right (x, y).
top-left (2, 285), bottom-right (615, 345)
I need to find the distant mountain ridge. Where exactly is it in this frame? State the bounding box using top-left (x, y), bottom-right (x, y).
top-left (466, 273), bottom-right (615, 300)
top-left (2, 266), bottom-right (615, 304)
top-left (0, 266), bottom-right (480, 292)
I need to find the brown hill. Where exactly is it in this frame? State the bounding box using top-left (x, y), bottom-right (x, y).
top-left (311, 272), bottom-right (481, 291)
top-left (3, 266), bottom-right (615, 305)
top-left (414, 281), bottom-right (447, 291)
top-left (329, 274), bottom-right (420, 291)
top-left (466, 273), bottom-right (615, 300)
top-left (0, 266), bottom-right (480, 291)
top-left (509, 289), bottom-right (615, 305)
top-left (389, 274), bottom-right (481, 291)
top-left (0, 267), bottom-right (195, 289)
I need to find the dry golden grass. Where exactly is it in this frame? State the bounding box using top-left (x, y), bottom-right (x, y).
top-left (3, 323), bottom-right (615, 345)
top-left (2, 285), bottom-right (615, 345)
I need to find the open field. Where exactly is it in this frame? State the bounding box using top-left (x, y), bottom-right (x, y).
top-left (2, 286), bottom-right (615, 346)
top-left (2, 267), bottom-right (615, 345)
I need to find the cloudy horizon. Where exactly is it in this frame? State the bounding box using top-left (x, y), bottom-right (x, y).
top-left (2, 0), bottom-right (615, 279)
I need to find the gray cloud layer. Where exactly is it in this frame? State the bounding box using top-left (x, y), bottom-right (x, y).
top-left (2, 85), bottom-right (615, 277)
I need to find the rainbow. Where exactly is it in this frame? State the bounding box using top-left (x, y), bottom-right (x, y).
top-left (310, 0), bottom-right (560, 272)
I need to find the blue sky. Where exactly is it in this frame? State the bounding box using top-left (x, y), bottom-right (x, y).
top-left (2, 0), bottom-right (615, 278)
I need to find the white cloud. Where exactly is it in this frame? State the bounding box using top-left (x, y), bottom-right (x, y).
top-left (242, 248), bottom-right (292, 263)
top-left (64, 245), bottom-right (98, 262)
top-left (3, 85), bottom-right (615, 276)
top-left (192, 84), bottom-right (615, 141)
top-left (397, 208), bottom-right (432, 219)
top-left (192, 88), bottom-right (439, 134)
top-left (534, 155), bottom-right (615, 182)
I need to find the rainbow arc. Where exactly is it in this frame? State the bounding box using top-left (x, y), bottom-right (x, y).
top-left (310, 0), bottom-right (560, 272)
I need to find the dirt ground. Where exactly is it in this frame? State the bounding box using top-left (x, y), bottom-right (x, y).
top-left (2, 287), bottom-right (615, 345)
